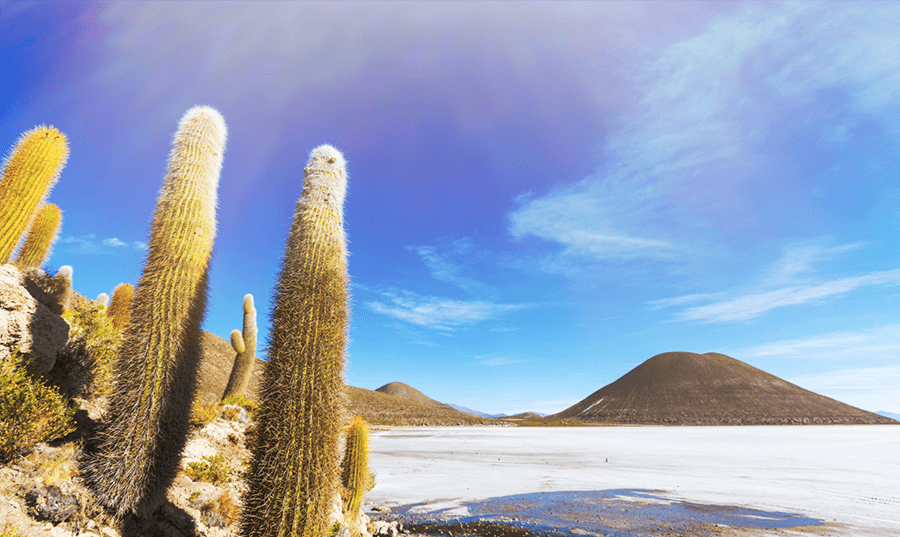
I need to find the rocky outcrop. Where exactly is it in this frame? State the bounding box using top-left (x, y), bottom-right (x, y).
top-left (0, 264), bottom-right (69, 375)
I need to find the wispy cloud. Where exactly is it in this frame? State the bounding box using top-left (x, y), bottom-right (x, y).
top-left (478, 356), bottom-right (531, 367)
top-left (365, 290), bottom-right (523, 330)
top-left (789, 365), bottom-right (900, 394)
top-left (673, 268), bottom-right (900, 323)
top-left (60, 234), bottom-right (147, 255)
top-left (742, 324), bottom-right (900, 360)
top-left (653, 240), bottom-right (900, 322)
top-left (508, 2), bottom-right (899, 272)
top-left (408, 239), bottom-right (488, 294)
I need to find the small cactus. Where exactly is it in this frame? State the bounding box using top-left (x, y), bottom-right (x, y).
top-left (12, 203), bottom-right (62, 270)
top-left (241, 145), bottom-right (349, 537)
top-left (47, 265), bottom-right (73, 315)
top-left (0, 126), bottom-right (68, 264)
top-left (340, 416), bottom-right (370, 531)
top-left (95, 293), bottom-right (109, 309)
top-left (222, 294), bottom-right (257, 400)
top-left (106, 283), bottom-right (134, 330)
top-left (79, 105), bottom-right (226, 519)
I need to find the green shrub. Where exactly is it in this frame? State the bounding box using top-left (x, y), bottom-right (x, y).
top-left (0, 355), bottom-right (76, 463)
top-left (183, 454), bottom-right (233, 484)
top-left (51, 300), bottom-right (120, 399)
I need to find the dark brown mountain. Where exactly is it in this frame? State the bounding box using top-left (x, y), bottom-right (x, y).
top-left (374, 381), bottom-right (459, 413)
top-left (195, 332), bottom-right (488, 425)
top-left (552, 351), bottom-right (897, 425)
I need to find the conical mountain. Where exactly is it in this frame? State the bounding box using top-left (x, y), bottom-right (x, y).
top-left (374, 382), bottom-right (458, 413)
top-left (553, 352), bottom-right (896, 425)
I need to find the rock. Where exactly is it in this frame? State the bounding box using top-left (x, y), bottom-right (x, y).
top-left (25, 484), bottom-right (79, 523)
top-left (370, 505), bottom-right (392, 514)
top-left (369, 520), bottom-right (401, 537)
top-left (0, 264), bottom-right (70, 375)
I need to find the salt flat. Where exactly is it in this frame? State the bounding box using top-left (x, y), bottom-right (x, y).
top-left (367, 425), bottom-right (900, 536)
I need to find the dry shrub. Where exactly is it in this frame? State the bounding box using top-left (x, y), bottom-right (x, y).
top-left (221, 393), bottom-right (258, 416)
top-left (50, 299), bottom-right (120, 399)
top-left (0, 355), bottom-right (75, 462)
top-left (0, 524), bottom-right (25, 537)
top-left (190, 396), bottom-right (220, 427)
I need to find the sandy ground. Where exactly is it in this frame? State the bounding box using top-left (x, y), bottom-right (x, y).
top-left (366, 425), bottom-right (900, 536)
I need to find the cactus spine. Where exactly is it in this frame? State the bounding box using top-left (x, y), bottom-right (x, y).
top-left (241, 145), bottom-right (349, 537)
top-left (0, 126), bottom-right (68, 264)
top-left (106, 282), bottom-right (134, 331)
top-left (79, 106), bottom-right (226, 519)
top-left (340, 416), bottom-right (370, 530)
top-left (222, 294), bottom-right (257, 400)
top-left (13, 203), bottom-right (62, 269)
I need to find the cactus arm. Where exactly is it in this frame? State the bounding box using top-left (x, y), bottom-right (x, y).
top-left (106, 283), bottom-right (134, 331)
top-left (13, 203), bottom-right (62, 269)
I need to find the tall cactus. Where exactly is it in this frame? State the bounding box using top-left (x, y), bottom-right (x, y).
top-left (13, 203), bottom-right (62, 270)
top-left (222, 294), bottom-right (257, 400)
top-left (106, 282), bottom-right (134, 331)
top-left (340, 416), bottom-right (370, 533)
top-left (79, 106), bottom-right (226, 519)
top-left (0, 126), bottom-right (68, 264)
top-left (241, 145), bottom-right (349, 537)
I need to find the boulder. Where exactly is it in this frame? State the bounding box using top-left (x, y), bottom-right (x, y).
top-left (0, 264), bottom-right (70, 375)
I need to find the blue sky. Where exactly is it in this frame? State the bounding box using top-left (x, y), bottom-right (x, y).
top-left (2, 1), bottom-right (898, 415)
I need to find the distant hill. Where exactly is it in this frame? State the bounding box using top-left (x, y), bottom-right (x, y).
top-left (877, 410), bottom-right (900, 421)
top-left (374, 382), bottom-right (459, 413)
top-left (195, 333), bottom-right (489, 425)
top-left (448, 404), bottom-right (508, 418)
top-left (552, 351), bottom-right (897, 425)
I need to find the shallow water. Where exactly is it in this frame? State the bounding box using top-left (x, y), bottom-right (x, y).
top-left (388, 489), bottom-right (823, 536)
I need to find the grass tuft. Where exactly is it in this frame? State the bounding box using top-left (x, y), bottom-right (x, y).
top-left (190, 396), bottom-right (220, 427)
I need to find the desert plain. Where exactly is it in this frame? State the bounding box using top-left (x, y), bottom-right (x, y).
top-left (366, 425), bottom-right (900, 537)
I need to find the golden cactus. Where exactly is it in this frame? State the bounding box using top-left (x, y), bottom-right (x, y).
top-left (222, 294), bottom-right (258, 400)
top-left (0, 126), bottom-right (68, 263)
top-left (106, 282), bottom-right (134, 331)
top-left (79, 106), bottom-right (226, 519)
top-left (241, 145), bottom-right (349, 537)
top-left (12, 203), bottom-right (62, 270)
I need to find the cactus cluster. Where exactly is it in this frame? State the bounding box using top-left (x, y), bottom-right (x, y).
top-left (240, 145), bottom-right (349, 537)
top-left (0, 126), bottom-right (68, 264)
top-left (222, 293), bottom-right (258, 401)
top-left (79, 105), bottom-right (227, 519)
top-left (15, 105), bottom-right (363, 531)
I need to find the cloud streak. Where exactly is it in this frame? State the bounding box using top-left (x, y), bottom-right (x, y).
top-left (743, 324), bottom-right (900, 361)
top-left (673, 268), bottom-right (900, 323)
top-left (60, 234), bottom-right (147, 254)
top-left (365, 290), bottom-right (523, 330)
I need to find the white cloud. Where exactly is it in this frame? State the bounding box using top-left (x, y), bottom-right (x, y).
top-left (60, 234), bottom-right (147, 254)
top-left (653, 240), bottom-right (900, 323)
top-left (365, 290), bottom-right (523, 330)
top-left (789, 365), bottom-right (900, 392)
top-left (743, 324), bottom-right (900, 361)
top-left (508, 2), bottom-right (899, 270)
top-left (408, 239), bottom-right (488, 293)
top-left (673, 268), bottom-right (900, 323)
top-left (478, 356), bottom-right (530, 367)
